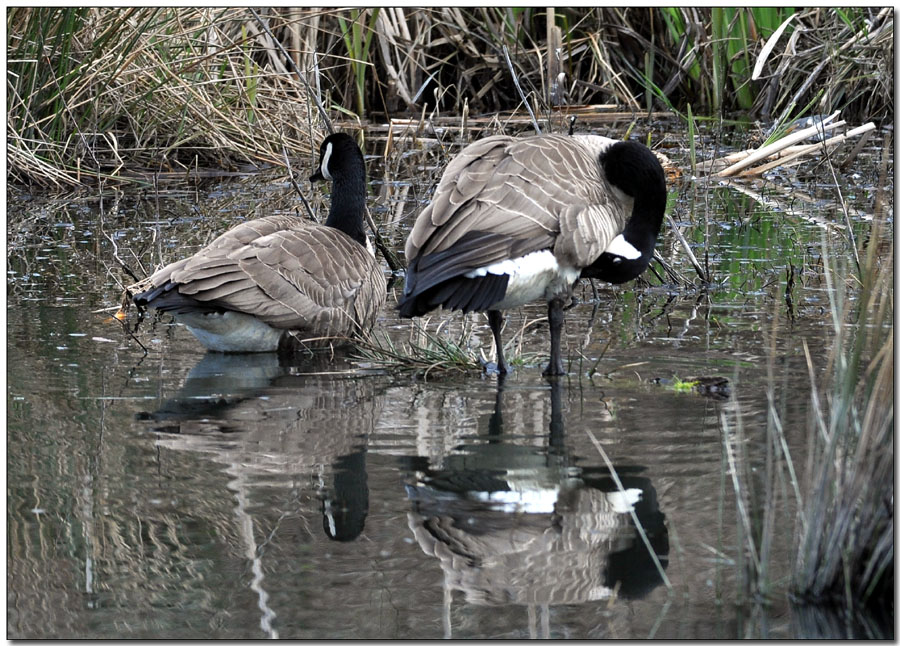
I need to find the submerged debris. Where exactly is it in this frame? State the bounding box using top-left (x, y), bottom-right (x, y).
top-left (653, 376), bottom-right (732, 401)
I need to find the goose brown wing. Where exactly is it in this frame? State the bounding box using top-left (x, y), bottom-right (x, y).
top-left (132, 216), bottom-right (385, 336)
top-left (129, 215), bottom-right (305, 299)
top-left (405, 134), bottom-right (631, 271)
top-left (231, 225), bottom-right (386, 334)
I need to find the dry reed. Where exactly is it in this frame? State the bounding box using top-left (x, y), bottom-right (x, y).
top-left (7, 7), bottom-right (893, 188)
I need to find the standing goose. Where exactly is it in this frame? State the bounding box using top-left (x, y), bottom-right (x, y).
top-left (130, 132), bottom-right (386, 352)
top-left (397, 133), bottom-right (666, 376)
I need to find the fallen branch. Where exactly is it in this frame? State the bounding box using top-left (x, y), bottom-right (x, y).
top-left (694, 112), bottom-right (877, 178)
top-left (735, 123), bottom-right (876, 177)
top-left (716, 114), bottom-right (844, 176)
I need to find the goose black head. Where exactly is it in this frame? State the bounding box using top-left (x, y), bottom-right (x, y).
top-left (600, 140), bottom-right (667, 210)
top-left (582, 141), bottom-right (667, 284)
top-left (310, 132), bottom-right (366, 185)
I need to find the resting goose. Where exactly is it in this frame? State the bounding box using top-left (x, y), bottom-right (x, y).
top-left (130, 132), bottom-right (386, 352)
top-left (397, 133), bottom-right (667, 376)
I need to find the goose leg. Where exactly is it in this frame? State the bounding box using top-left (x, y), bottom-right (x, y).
top-left (488, 309), bottom-right (509, 374)
top-left (543, 298), bottom-right (566, 377)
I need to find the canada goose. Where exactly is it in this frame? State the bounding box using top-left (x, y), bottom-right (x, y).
top-left (130, 132), bottom-right (386, 352)
top-left (397, 133), bottom-right (666, 376)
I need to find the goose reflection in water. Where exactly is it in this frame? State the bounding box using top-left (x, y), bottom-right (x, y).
top-left (136, 351), bottom-right (374, 543)
top-left (401, 378), bottom-right (669, 638)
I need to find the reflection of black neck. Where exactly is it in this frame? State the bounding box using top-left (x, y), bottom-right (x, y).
top-left (323, 447), bottom-right (369, 542)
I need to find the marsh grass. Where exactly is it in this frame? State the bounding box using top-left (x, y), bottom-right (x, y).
top-left (351, 310), bottom-right (556, 379)
top-left (790, 217), bottom-right (893, 611)
top-left (7, 7), bottom-right (893, 188)
top-left (7, 8), bottom-right (320, 187)
top-left (352, 317), bottom-right (483, 379)
top-left (721, 147), bottom-right (894, 622)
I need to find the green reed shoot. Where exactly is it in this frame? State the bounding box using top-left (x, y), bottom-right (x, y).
top-left (337, 9), bottom-right (380, 118)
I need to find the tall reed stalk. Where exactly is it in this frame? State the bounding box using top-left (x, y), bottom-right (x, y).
top-left (724, 171), bottom-right (894, 620)
top-left (7, 7), bottom-right (893, 188)
top-left (791, 215), bottom-right (893, 611)
top-left (337, 9), bottom-right (380, 118)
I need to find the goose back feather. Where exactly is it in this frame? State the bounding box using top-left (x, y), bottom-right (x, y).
top-left (406, 134), bottom-right (633, 271)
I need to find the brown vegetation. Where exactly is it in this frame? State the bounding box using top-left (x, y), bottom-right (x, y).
top-left (6, 7), bottom-right (894, 187)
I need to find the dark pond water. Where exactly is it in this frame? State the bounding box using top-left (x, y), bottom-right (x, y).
top-left (7, 126), bottom-right (893, 638)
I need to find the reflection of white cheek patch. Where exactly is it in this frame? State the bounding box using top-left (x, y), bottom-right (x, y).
top-left (321, 142), bottom-right (333, 181)
top-left (604, 233), bottom-right (641, 260)
top-left (606, 487), bottom-right (643, 513)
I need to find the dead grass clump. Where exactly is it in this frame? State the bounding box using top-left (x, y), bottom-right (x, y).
top-left (791, 214), bottom-right (893, 613)
top-left (8, 8), bottom-right (893, 189)
top-left (352, 317), bottom-right (484, 379)
top-left (7, 8), bottom-right (320, 188)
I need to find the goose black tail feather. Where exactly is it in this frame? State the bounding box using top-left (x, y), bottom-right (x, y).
top-left (407, 273), bottom-right (509, 316)
top-left (133, 283), bottom-right (223, 316)
top-left (398, 231), bottom-right (517, 318)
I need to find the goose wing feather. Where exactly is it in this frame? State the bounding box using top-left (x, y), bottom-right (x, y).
top-left (134, 215), bottom-right (385, 336)
top-left (406, 134), bottom-right (633, 270)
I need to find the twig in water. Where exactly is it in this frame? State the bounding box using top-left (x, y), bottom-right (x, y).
top-left (98, 190), bottom-right (141, 284)
top-left (817, 123), bottom-right (861, 273)
top-left (665, 214), bottom-right (707, 283)
top-left (651, 251), bottom-right (687, 285)
top-left (364, 207), bottom-right (404, 272)
top-left (280, 135), bottom-right (317, 222)
top-left (585, 428), bottom-right (673, 592)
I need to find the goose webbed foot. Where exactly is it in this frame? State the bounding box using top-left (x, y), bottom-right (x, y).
top-left (479, 357), bottom-right (511, 376)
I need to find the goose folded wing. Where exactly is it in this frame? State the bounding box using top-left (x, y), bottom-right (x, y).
top-left (408, 139), bottom-right (565, 263)
top-left (408, 134), bottom-right (618, 271)
top-left (238, 227), bottom-right (384, 333)
top-left (151, 226), bottom-right (378, 334)
top-left (553, 201), bottom-right (631, 269)
top-left (202, 215), bottom-right (304, 250)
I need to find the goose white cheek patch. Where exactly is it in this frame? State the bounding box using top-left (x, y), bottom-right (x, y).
top-left (320, 142), bottom-right (334, 181)
top-left (604, 234), bottom-right (641, 260)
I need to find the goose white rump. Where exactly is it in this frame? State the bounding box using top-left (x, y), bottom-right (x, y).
top-left (177, 311), bottom-right (284, 352)
top-left (464, 249), bottom-right (580, 310)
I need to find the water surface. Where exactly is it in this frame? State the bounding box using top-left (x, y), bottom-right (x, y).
top-left (7, 130), bottom-right (892, 638)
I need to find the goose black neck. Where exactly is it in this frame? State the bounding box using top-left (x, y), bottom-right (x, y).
top-left (325, 171), bottom-right (368, 246)
top-left (580, 141), bottom-right (667, 284)
top-left (625, 187), bottom-right (666, 253)
top-left (604, 140), bottom-right (667, 247)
